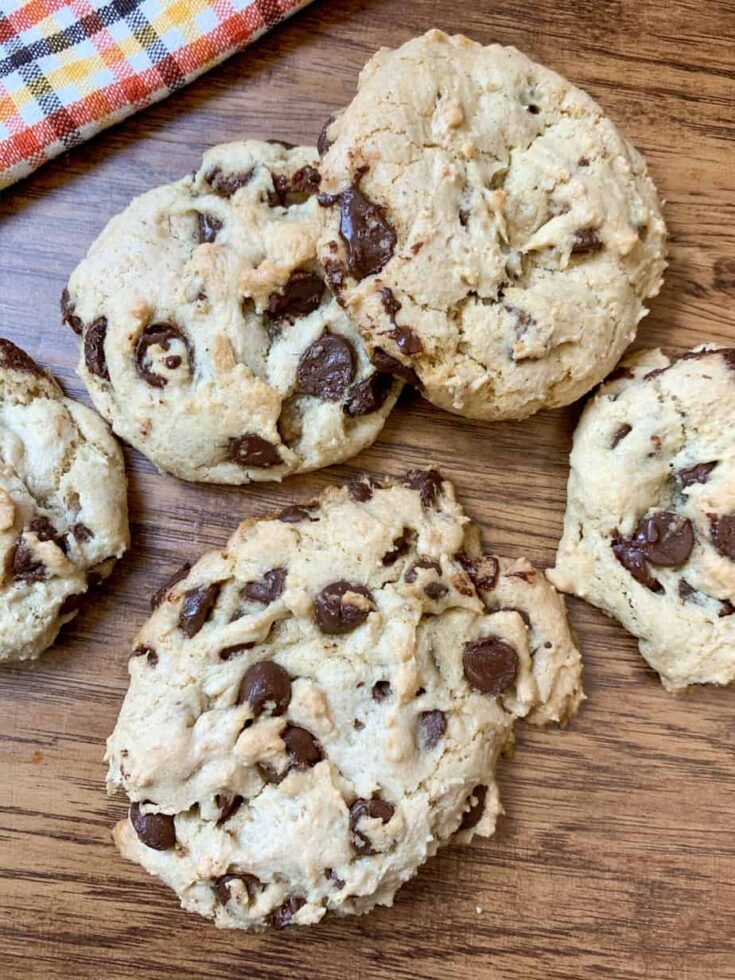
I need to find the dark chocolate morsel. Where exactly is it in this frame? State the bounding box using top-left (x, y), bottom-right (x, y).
top-left (132, 644), bottom-right (158, 666)
top-left (215, 794), bottom-right (244, 826)
top-left (382, 529), bottom-right (413, 566)
top-left (372, 680), bottom-right (390, 702)
top-left (282, 725), bottom-right (323, 768)
top-left (206, 167), bottom-right (254, 197)
top-left (313, 580), bottom-right (372, 634)
top-left (267, 893), bottom-right (305, 929)
top-left (84, 318), bottom-right (110, 380)
top-left (417, 709), bottom-right (446, 750)
top-left (379, 286), bottom-right (401, 319)
top-left (709, 513), bottom-right (735, 560)
top-left (60, 288), bottom-right (83, 334)
top-left (462, 638), bottom-right (519, 695)
top-left (678, 461), bottom-right (717, 488)
top-left (238, 660), bottom-right (291, 716)
top-left (296, 334), bottom-right (355, 401)
top-left (218, 642), bottom-right (254, 661)
top-left (213, 872), bottom-right (260, 905)
top-left (456, 554), bottom-right (499, 592)
top-left (343, 372), bottom-right (393, 417)
top-left (11, 539), bottom-right (46, 582)
top-left (571, 227), bottom-right (603, 254)
top-left (0, 338), bottom-right (42, 374)
top-left (151, 562), bottom-right (191, 610)
top-left (390, 326), bottom-right (423, 356)
top-left (612, 536), bottom-right (662, 592)
top-left (228, 434), bottom-right (283, 468)
top-left (347, 473), bottom-right (382, 502)
top-left (317, 114), bottom-right (337, 156)
top-left (197, 212), bottom-right (223, 244)
top-left (179, 582), bottom-right (220, 637)
top-left (404, 468), bottom-right (443, 507)
top-left (349, 797), bottom-right (394, 855)
top-left (243, 567), bottom-right (286, 604)
top-left (405, 558), bottom-right (441, 583)
top-left (135, 322), bottom-right (190, 388)
top-left (611, 424), bottom-right (632, 449)
top-left (369, 347), bottom-right (420, 385)
top-left (459, 785), bottom-right (487, 830)
top-left (318, 186), bottom-right (396, 280)
top-left (267, 271), bottom-right (324, 323)
top-left (277, 504), bottom-right (319, 523)
top-left (634, 512), bottom-right (694, 566)
top-left (72, 523), bottom-right (93, 543)
top-left (130, 802), bottom-right (176, 850)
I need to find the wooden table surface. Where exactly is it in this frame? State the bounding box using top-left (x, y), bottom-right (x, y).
top-left (1, 1), bottom-right (734, 977)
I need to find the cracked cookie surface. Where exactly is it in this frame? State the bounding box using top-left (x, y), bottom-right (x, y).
top-left (63, 141), bottom-right (401, 483)
top-left (106, 470), bottom-right (582, 930)
top-left (549, 346), bottom-right (735, 691)
top-left (0, 339), bottom-right (129, 663)
top-left (317, 30), bottom-right (666, 421)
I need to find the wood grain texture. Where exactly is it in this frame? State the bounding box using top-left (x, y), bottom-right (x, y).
top-left (1, 1), bottom-right (734, 977)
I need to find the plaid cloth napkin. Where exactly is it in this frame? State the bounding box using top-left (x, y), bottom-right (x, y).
top-left (0, 0), bottom-right (313, 191)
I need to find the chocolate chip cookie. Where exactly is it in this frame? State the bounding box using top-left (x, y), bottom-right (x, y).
top-left (63, 141), bottom-right (401, 483)
top-left (317, 30), bottom-right (666, 420)
top-left (106, 470), bottom-right (582, 930)
top-left (549, 346), bottom-right (735, 691)
top-left (0, 340), bottom-right (129, 663)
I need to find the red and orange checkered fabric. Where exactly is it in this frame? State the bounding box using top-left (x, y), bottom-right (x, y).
top-left (0, 0), bottom-right (313, 191)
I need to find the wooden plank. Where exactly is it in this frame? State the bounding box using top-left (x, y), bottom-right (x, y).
top-left (1, 1), bottom-right (734, 977)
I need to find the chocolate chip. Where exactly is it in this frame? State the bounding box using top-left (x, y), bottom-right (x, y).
top-left (372, 680), bottom-right (390, 702)
top-left (459, 785), bottom-right (487, 830)
top-left (60, 288), bottom-right (83, 334)
top-left (417, 710), bottom-right (445, 750)
top-left (151, 562), bottom-right (191, 610)
top-left (405, 558), bottom-right (441, 583)
top-left (611, 424), bottom-right (632, 449)
top-left (404, 468), bottom-right (442, 507)
top-left (213, 872), bottom-right (260, 906)
top-left (463, 638), bottom-right (519, 695)
top-left (243, 567), bottom-right (286, 604)
top-left (135, 322), bottom-right (190, 388)
top-left (197, 212), bottom-right (222, 243)
top-left (720, 600), bottom-right (735, 618)
top-left (29, 516), bottom-right (60, 544)
top-left (277, 504), bottom-right (319, 523)
top-left (84, 318), bottom-right (110, 380)
top-left (267, 271), bottom-right (325, 323)
top-left (343, 372), bottom-right (393, 417)
top-left (571, 228), bottom-right (603, 254)
top-left (348, 473), bottom-right (382, 502)
top-left (679, 461), bottom-right (717, 488)
top-left (130, 802), bottom-right (176, 850)
top-left (322, 257), bottom-right (345, 295)
top-left (369, 347), bottom-right (420, 385)
top-left (132, 644), bottom-right (158, 666)
top-left (678, 579), bottom-right (695, 600)
top-left (349, 798), bottom-right (394, 855)
top-left (313, 581), bottom-right (372, 634)
top-left (317, 114), bottom-right (337, 155)
top-left (11, 539), bottom-right (45, 582)
top-left (425, 581), bottom-right (449, 600)
top-left (228, 434), bottom-right (282, 468)
top-left (267, 893), bottom-right (305, 929)
top-left (379, 286), bottom-right (401, 320)
top-left (318, 186), bottom-right (396, 280)
top-left (456, 554), bottom-right (499, 592)
top-left (268, 166), bottom-right (321, 207)
top-left (325, 867), bottom-right (345, 889)
top-left (266, 138), bottom-right (297, 149)
top-left (282, 726), bottom-right (323, 768)
top-left (391, 326), bottom-right (423, 356)
top-left (215, 794), bottom-right (244, 826)
top-left (458, 208), bottom-right (469, 227)
top-left (635, 513), bottom-right (694, 566)
top-left (72, 523), bottom-right (93, 543)
top-left (238, 660), bottom-right (291, 716)
top-left (0, 339), bottom-right (42, 374)
top-left (206, 167), bottom-right (254, 197)
top-left (179, 582), bottom-right (220, 637)
top-left (382, 529), bottom-right (413, 566)
top-left (218, 642), bottom-right (254, 661)
top-left (296, 334), bottom-right (355, 401)
top-left (709, 513), bottom-right (735, 560)
top-left (612, 536), bottom-right (662, 592)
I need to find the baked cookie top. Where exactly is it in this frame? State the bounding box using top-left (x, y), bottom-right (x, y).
top-left (549, 346), bottom-right (735, 691)
top-left (106, 470), bottom-right (582, 930)
top-left (0, 339), bottom-right (129, 663)
top-left (317, 30), bottom-right (666, 421)
top-left (63, 141), bottom-right (401, 484)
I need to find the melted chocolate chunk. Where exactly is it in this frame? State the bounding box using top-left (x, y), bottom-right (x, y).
top-left (462, 637), bottom-right (519, 696)
top-left (238, 660), bottom-right (291, 716)
top-left (612, 536), bottom-right (662, 592)
top-left (372, 680), bottom-right (390, 702)
top-left (325, 867), bottom-right (345, 889)
top-left (267, 894), bottom-right (305, 929)
top-left (228, 434), bottom-right (282, 468)
top-left (343, 372), bottom-right (393, 417)
top-left (11, 539), bottom-right (46, 582)
top-left (322, 257), bottom-right (345, 295)
top-left (213, 872), bottom-right (260, 905)
top-left (571, 227), bottom-right (603, 254)
top-left (317, 114), bottom-right (337, 156)
top-left (84, 318), bottom-right (110, 380)
top-left (151, 562), bottom-right (191, 609)
top-left (243, 567), bottom-right (286, 604)
top-left (459, 785), bottom-right (487, 830)
top-left (390, 326), bottom-right (423, 356)
top-left (29, 516), bottom-right (60, 544)
top-left (313, 580), bottom-right (372, 634)
top-left (349, 797), bottom-right (394, 855)
top-left (719, 600), bottom-right (735, 618)
top-left (456, 554), bottom-right (500, 592)
top-left (404, 468), bottom-right (442, 507)
top-left (130, 802), bottom-right (176, 850)
top-left (405, 558), bottom-right (441, 583)
top-left (296, 334), bottom-right (355, 401)
top-left (215, 794), bottom-right (244, 826)
top-left (268, 166), bottom-right (321, 207)
top-left (267, 271), bottom-right (325, 323)
top-left (277, 504), bottom-right (319, 523)
top-left (634, 513), bottom-right (694, 566)
top-left (709, 513), bottom-right (735, 560)
top-left (282, 726), bottom-right (323, 768)
top-left (179, 582), bottom-right (220, 637)
top-left (379, 287), bottom-right (401, 319)
top-left (369, 347), bottom-right (420, 385)
top-left (611, 424), bottom-right (632, 449)
top-left (678, 461), bottom-right (717, 488)
top-left (318, 186), bottom-right (396, 280)
top-left (347, 473), bottom-right (383, 502)
top-left (0, 339), bottom-right (42, 375)
top-left (197, 212), bottom-right (222, 244)
top-left (678, 579), bottom-right (695, 600)
top-left (266, 138), bottom-right (297, 150)
top-left (135, 322), bottom-right (190, 388)
top-left (219, 642), bottom-right (254, 661)
top-left (60, 288), bottom-right (83, 334)
top-left (417, 709), bottom-right (446, 750)
top-left (132, 644), bottom-right (158, 666)
top-left (206, 167), bottom-right (254, 198)
top-left (382, 529), bottom-right (413, 566)
top-left (72, 523), bottom-right (93, 543)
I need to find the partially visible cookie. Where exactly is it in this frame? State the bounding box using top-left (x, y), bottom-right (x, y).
top-left (317, 30), bottom-right (666, 420)
top-left (0, 339), bottom-right (129, 663)
top-left (549, 346), bottom-right (735, 691)
top-left (63, 140), bottom-right (401, 484)
top-left (106, 470), bottom-right (582, 930)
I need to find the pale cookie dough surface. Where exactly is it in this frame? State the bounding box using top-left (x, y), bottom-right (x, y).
top-left (106, 470), bottom-right (583, 930)
top-left (317, 30), bottom-right (666, 420)
top-left (549, 346), bottom-right (735, 691)
top-left (63, 140), bottom-right (401, 484)
top-left (0, 340), bottom-right (129, 663)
